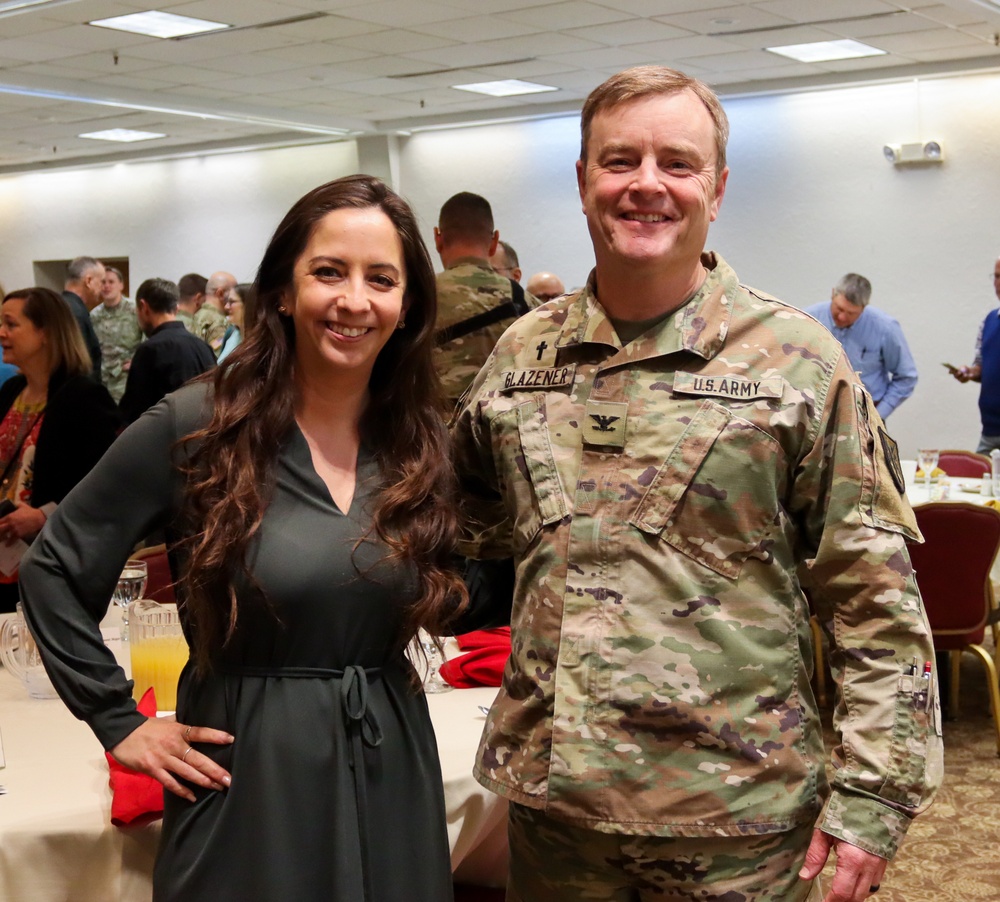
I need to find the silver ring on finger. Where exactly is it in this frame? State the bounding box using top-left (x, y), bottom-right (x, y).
top-left (181, 746), bottom-right (195, 763)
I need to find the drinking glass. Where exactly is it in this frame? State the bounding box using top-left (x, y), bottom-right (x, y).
top-left (113, 559), bottom-right (147, 641)
top-left (417, 629), bottom-right (453, 694)
top-left (917, 449), bottom-right (939, 495)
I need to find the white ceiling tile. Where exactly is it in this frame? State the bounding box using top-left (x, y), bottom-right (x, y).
top-left (830, 13), bottom-right (945, 38)
top-left (874, 27), bottom-right (990, 53)
top-left (167, 0), bottom-right (297, 25)
top-left (538, 45), bottom-right (653, 69)
top-left (332, 2), bottom-right (477, 28)
top-left (905, 42), bottom-right (1000, 62)
top-left (433, 0), bottom-right (564, 11)
top-left (753, 0), bottom-right (901, 21)
top-left (489, 31), bottom-right (605, 55)
top-left (25, 24), bottom-right (134, 53)
top-left (51, 51), bottom-right (168, 75)
top-left (0, 14), bottom-right (68, 38)
top-left (719, 24), bottom-right (860, 49)
top-left (257, 43), bottom-right (378, 66)
top-left (0, 39), bottom-right (78, 63)
top-left (88, 72), bottom-right (186, 91)
top-left (167, 84), bottom-right (244, 101)
top-left (29, 1), bottom-right (138, 25)
top-left (503, 1), bottom-right (635, 29)
top-left (402, 41), bottom-right (553, 69)
top-left (410, 15), bottom-right (543, 42)
top-left (913, 4), bottom-right (994, 28)
top-left (671, 48), bottom-right (805, 73)
top-left (591, 0), bottom-right (713, 14)
top-left (663, 5), bottom-right (797, 35)
top-left (331, 28), bottom-right (457, 54)
top-left (630, 33), bottom-right (744, 59)
top-left (565, 18), bottom-right (690, 46)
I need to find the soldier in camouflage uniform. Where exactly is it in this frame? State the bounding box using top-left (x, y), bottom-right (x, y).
top-left (91, 265), bottom-right (142, 402)
top-left (433, 193), bottom-right (528, 406)
top-left (452, 67), bottom-right (941, 902)
top-left (176, 272), bottom-right (207, 335)
top-left (191, 271), bottom-right (234, 357)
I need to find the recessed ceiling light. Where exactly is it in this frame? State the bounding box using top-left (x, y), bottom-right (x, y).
top-left (451, 79), bottom-right (558, 97)
top-left (766, 39), bottom-right (886, 63)
top-left (79, 128), bottom-right (166, 142)
top-left (89, 11), bottom-right (229, 39)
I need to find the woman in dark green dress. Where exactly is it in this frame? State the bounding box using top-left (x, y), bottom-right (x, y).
top-left (21, 176), bottom-right (477, 901)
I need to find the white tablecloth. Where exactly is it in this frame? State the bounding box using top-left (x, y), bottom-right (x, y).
top-left (0, 621), bottom-right (507, 901)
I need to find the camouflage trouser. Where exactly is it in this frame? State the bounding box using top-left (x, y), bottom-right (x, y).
top-left (507, 802), bottom-right (824, 902)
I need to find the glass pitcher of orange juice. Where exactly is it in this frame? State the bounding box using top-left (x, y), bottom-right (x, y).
top-left (128, 600), bottom-right (188, 711)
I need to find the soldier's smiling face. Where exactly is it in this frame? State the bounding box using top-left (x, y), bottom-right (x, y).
top-left (101, 270), bottom-right (123, 303)
top-left (576, 90), bottom-right (727, 281)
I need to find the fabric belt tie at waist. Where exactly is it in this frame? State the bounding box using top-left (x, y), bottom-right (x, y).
top-left (216, 663), bottom-right (384, 902)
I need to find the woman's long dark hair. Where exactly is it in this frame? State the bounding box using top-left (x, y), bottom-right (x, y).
top-left (177, 175), bottom-right (467, 672)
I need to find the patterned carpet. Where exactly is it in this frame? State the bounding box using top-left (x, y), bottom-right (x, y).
top-left (820, 647), bottom-right (1000, 901)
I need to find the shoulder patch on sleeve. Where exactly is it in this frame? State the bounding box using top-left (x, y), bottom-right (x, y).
top-left (879, 426), bottom-right (905, 496)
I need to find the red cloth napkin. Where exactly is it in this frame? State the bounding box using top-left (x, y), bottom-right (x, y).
top-left (105, 687), bottom-right (165, 826)
top-left (440, 628), bottom-right (511, 689)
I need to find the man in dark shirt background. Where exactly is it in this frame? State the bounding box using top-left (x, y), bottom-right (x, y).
top-left (61, 256), bottom-right (105, 382)
top-left (119, 277), bottom-right (215, 424)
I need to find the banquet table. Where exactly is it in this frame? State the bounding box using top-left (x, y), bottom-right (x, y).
top-left (0, 618), bottom-right (508, 902)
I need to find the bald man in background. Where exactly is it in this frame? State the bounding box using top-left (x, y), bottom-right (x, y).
top-left (193, 270), bottom-right (234, 356)
top-left (526, 271), bottom-right (566, 303)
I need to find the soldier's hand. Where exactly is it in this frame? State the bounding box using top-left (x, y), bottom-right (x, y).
top-left (799, 829), bottom-right (888, 901)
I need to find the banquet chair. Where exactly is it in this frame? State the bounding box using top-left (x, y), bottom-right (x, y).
top-left (130, 543), bottom-right (177, 606)
top-left (937, 449), bottom-right (991, 478)
top-left (907, 502), bottom-right (1000, 756)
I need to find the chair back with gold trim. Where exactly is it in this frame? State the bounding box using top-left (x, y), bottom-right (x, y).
top-left (937, 449), bottom-right (991, 479)
top-left (907, 502), bottom-right (1000, 756)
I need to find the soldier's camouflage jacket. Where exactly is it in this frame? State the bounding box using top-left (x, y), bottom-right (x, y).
top-left (91, 298), bottom-right (143, 403)
top-left (434, 257), bottom-right (520, 403)
top-left (192, 304), bottom-right (227, 357)
top-left (452, 253), bottom-right (942, 859)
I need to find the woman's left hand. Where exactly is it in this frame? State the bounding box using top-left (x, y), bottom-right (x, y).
top-left (0, 504), bottom-right (46, 544)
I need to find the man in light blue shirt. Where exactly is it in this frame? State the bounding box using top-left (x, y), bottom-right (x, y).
top-left (805, 273), bottom-right (918, 419)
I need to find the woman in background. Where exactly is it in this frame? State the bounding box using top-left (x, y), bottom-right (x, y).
top-left (217, 282), bottom-right (251, 363)
top-left (0, 287), bottom-right (119, 611)
top-left (21, 176), bottom-right (479, 900)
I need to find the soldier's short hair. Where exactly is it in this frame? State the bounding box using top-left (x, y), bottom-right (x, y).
top-left (137, 277), bottom-right (179, 314)
top-left (580, 65), bottom-right (729, 177)
top-left (834, 273), bottom-right (872, 308)
top-left (178, 272), bottom-right (208, 300)
top-left (66, 256), bottom-right (102, 283)
top-left (103, 265), bottom-right (123, 283)
top-left (496, 240), bottom-right (519, 270)
top-left (438, 192), bottom-right (494, 245)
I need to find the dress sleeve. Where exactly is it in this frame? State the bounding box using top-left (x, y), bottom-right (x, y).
top-left (19, 391), bottom-right (190, 750)
top-left (792, 356), bottom-right (942, 859)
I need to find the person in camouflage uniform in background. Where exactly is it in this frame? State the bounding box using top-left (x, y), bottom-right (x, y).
top-left (192, 270), bottom-right (234, 357)
top-left (91, 265), bottom-right (142, 402)
top-left (175, 272), bottom-right (207, 334)
top-left (452, 66), bottom-right (941, 902)
top-left (433, 192), bottom-right (528, 407)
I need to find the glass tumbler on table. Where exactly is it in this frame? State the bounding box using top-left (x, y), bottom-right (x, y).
top-left (113, 559), bottom-right (147, 641)
top-left (917, 449), bottom-right (939, 495)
